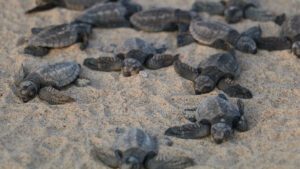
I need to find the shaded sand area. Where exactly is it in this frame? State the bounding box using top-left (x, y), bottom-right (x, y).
top-left (0, 0), bottom-right (299, 168)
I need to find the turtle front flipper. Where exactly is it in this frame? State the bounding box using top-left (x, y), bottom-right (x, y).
top-left (164, 121), bottom-right (211, 139)
top-left (256, 37), bottom-right (292, 51)
top-left (83, 57), bottom-right (123, 71)
top-left (38, 87), bottom-right (75, 105)
top-left (191, 1), bottom-right (225, 15)
top-left (25, 3), bottom-right (57, 14)
top-left (145, 153), bottom-right (195, 169)
top-left (24, 46), bottom-right (50, 57)
top-left (217, 78), bottom-right (253, 99)
top-left (145, 54), bottom-right (179, 69)
top-left (91, 146), bottom-right (119, 169)
top-left (174, 59), bottom-right (200, 81)
top-left (235, 99), bottom-right (249, 132)
top-left (177, 23), bottom-right (195, 47)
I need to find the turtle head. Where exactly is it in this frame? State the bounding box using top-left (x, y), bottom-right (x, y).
top-left (115, 149), bottom-right (156, 169)
top-left (211, 122), bottom-right (233, 144)
top-left (224, 6), bottom-right (243, 23)
top-left (292, 41), bottom-right (300, 58)
top-left (236, 36), bottom-right (257, 54)
top-left (122, 58), bottom-right (143, 77)
top-left (18, 81), bottom-right (38, 102)
top-left (194, 75), bottom-right (216, 94)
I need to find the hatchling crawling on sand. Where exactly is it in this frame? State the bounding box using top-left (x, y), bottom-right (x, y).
top-left (192, 0), bottom-right (285, 24)
top-left (165, 94), bottom-right (249, 144)
top-left (130, 8), bottom-right (195, 32)
top-left (93, 128), bottom-right (195, 169)
top-left (74, 0), bottom-right (142, 28)
top-left (256, 14), bottom-right (300, 58)
top-left (178, 18), bottom-right (258, 54)
top-left (12, 61), bottom-right (85, 104)
top-left (174, 50), bottom-right (252, 99)
top-left (84, 49), bottom-right (178, 77)
top-left (25, 0), bottom-right (117, 13)
top-left (23, 22), bottom-right (92, 57)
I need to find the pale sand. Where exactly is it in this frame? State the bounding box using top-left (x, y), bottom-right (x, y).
top-left (0, 0), bottom-right (299, 169)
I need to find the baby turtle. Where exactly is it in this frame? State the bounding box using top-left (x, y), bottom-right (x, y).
top-left (24, 22), bottom-right (92, 57)
top-left (12, 61), bottom-right (82, 104)
top-left (165, 94), bottom-right (249, 144)
top-left (192, 0), bottom-right (285, 25)
top-left (93, 128), bottom-right (195, 169)
top-left (174, 50), bottom-right (252, 99)
top-left (256, 14), bottom-right (300, 58)
top-left (180, 18), bottom-right (257, 54)
top-left (74, 0), bottom-right (142, 28)
top-left (25, 0), bottom-right (116, 14)
top-left (130, 8), bottom-right (193, 32)
top-left (84, 49), bottom-right (178, 77)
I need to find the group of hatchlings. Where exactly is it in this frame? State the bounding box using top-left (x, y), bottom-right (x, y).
top-left (12, 0), bottom-right (299, 168)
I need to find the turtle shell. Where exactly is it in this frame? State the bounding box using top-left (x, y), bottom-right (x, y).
top-left (75, 2), bottom-right (129, 27)
top-left (63, 0), bottom-right (108, 10)
top-left (194, 95), bottom-right (241, 121)
top-left (130, 8), bottom-right (178, 32)
top-left (113, 128), bottom-right (158, 154)
top-left (26, 61), bottom-right (81, 88)
top-left (198, 52), bottom-right (240, 78)
top-left (118, 38), bottom-right (157, 55)
top-left (281, 14), bottom-right (300, 39)
top-left (189, 19), bottom-right (235, 45)
top-left (28, 23), bottom-right (81, 48)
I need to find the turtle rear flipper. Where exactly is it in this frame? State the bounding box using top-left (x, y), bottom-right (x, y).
top-left (39, 87), bottom-right (75, 105)
top-left (165, 121), bottom-right (211, 139)
top-left (174, 60), bottom-right (200, 81)
top-left (91, 146), bottom-right (119, 169)
top-left (25, 3), bottom-right (57, 14)
top-left (146, 153), bottom-right (195, 169)
top-left (83, 57), bottom-right (123, 71)
top-left (145, 54), bottom-right (179, 69)
top-left (24, 46), bottom-right (50, 57)
top-left (256, 37), bottom-right (292, 51)
top-left (217, 78), bottom-right (253, 99)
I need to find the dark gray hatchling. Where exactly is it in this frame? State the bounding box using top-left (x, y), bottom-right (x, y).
top-left (74, 0), bottom-right (142, 28)
top-left (25, 0), bottom-right (117, 14)
top-left (24, 22), bottom-right (92, 57)
top-left (12, 61), bottom-right (83, 104)
top-left (192, 0), bottom-right (285, 25)
top-left (256, 14), bottom-right (300, 58)
top-left (130, 8), bottom-right (194, 32)
top-left (165, 94), bottom-right (249, 144)
top-left (174, 50), bottom-right (252, 99)
top-left (179, 18), bottom-right (258, 54)
top-left (93, 128), bottom-right (195, 169)
top-left (84, 49), bottom-right (178, 77)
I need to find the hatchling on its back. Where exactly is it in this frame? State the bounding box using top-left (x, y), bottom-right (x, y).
top-left (24, 22), bottom-right (92, 57)
top-left (256, 14), bottom-right (300, 58)
top-left (74, 0), bottom-right (142, 28)
top-left (184, 18), bottom-right (257, 54)
top-left (174, 50), bottom-right (253, 99)
top-left (25, 0), bottom-right (114, 14)
top-left (12, 61), bottom-right (82, 104)
top-left (165, 94), bottom-right (249, 144)
top-left (93, 128), bottom-right (195, 169)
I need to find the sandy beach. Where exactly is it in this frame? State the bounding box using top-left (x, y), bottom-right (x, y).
top-left (0, 0), bottom-right (299, 168)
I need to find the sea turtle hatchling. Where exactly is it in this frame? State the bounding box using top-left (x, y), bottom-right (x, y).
top-left (12, 61), bottom-right (84, 104)
top-left (179, 18), bottom-right (258, 54)
top-left (130, 8), bottom-right (195, 32)
top-left (74, 0), bottom-right (142, 28)
top-left (255, 14), bottom-right (300, 58)
top-left (165, 94), bottom-right (249, 144)
top-left (25, 0), bottom-right (116, 14)
top-left (93, 128), bottom-right (195, 169)
top-left (174, 50), bottom-right (252, 99)
top-left (84, 49), bottom-right (178, 77)
top-left (192, 0), bottom-right (285, 25)
top-left (23, 22), bottom-right (92, 57)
